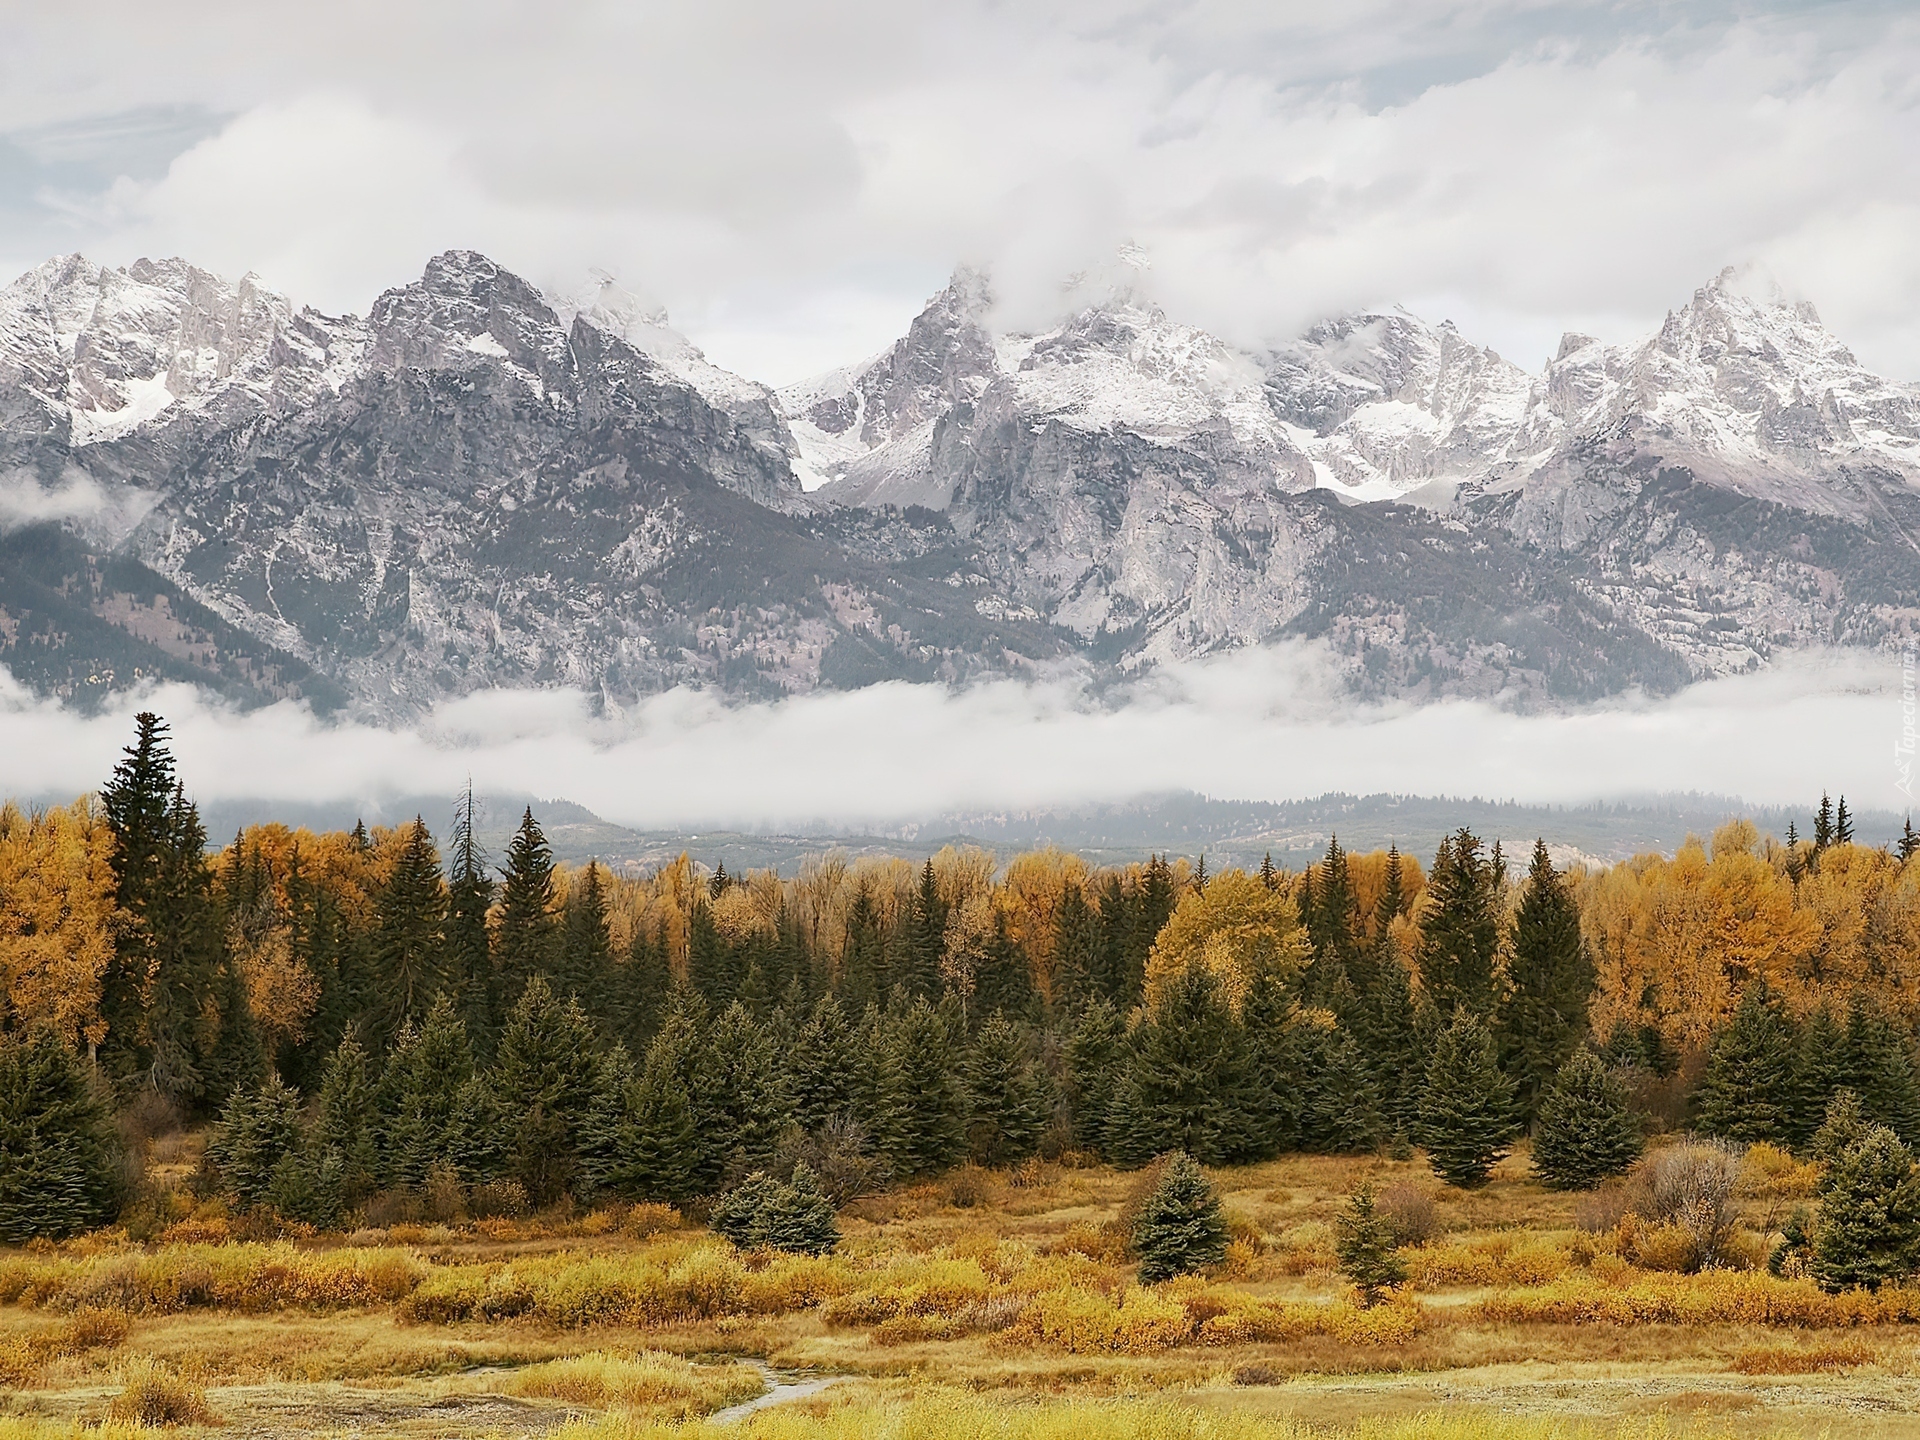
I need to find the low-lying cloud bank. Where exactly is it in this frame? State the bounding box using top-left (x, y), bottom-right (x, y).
top-left (0, 642), bottom-right (1906, 832)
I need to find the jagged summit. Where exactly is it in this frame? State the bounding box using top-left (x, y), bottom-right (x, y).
top-left (3, 247), bottom-right (1919, 718)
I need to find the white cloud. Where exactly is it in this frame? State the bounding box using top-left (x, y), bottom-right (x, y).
top-left (1, 644), bottom-right (1905, 832)
top-left (0, 469), bottom-right (155, 539)
top-left (1, 3), bottom-right (1915, 384)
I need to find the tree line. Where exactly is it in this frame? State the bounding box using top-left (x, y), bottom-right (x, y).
top-left (2, 711), bottom-right (1916, 1242)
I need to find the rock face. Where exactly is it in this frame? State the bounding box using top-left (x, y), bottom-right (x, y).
top-left (789, 263), bottom-right (1920, 690)
top-left (3, 250), bottom-right (1918, 717)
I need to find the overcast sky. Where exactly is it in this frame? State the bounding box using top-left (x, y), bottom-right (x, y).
top-left (2, 1), bottom-right (1917, 385)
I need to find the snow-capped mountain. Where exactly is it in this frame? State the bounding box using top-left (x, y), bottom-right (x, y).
top-left (2, 248), bottom-right (1917, 718)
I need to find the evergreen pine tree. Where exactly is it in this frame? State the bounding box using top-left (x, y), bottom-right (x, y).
top-left (379, 998), bottom-right (477, 1188)
top-left (1238, 967), bottom-right (1297, 1159)
top-left (758, 1162), bottom-right (840, 1255)
top-left (1843, 997), bottom-right (1920, 1146)
top-left (789, 995), bottom-right (859, 1130)
top-left (618, 924), bottom-right (673, 1049)
top-left (1901, 818), bottom-right (1920, 864)
top-left (558, 861), bottom-right (613, 1011)
top-left (1132, 1151), bottom-right (1228, 1282)
top-left (202, 947), bottom-right (265, 1107)
top-left (0, 1031), bottom-right (125, 1242)
top-left (905, 859), bottom-right (948, 999)
top-left (1282, 1014), bottom-right (1384, 1155)
top-left (1064, 995), bottom-right (1126, 1156)
top-left (610, 1039), bottom-right (700, 1202)
top-left (446, 786), bottom-right (499, 1058)
top-left (144, 785), bottom-right (222, 1109)
top-left (972, 911), bottom-right (1040, 1024)
top-left (1335, 1182), bottom-right (1407, 1307)
top-left (1811, 1126), bottom-right (1920, 1293)
top-left (372, 818), bottom-right (449, 1048)
top-left (1303, 836), bottom-right (1362, 1005)
top-left (493, 977), bottom-right (600, 1205)
top-left (1050, 882), bottom-right (1103, 1011)
top-left (688, 898), bottom-right (738, 1007)
top-left (97, 712), bottom-right (177, 1080)
top-left (1417, 1009), bottom-right (1518, 1189)
top-left (1694, 982), bottom-right (1801, 1145)
top-left (494, 808), bottom-right (560, 997)
top-left (709, 1171), bottom-right (781, 1248)
top-left (964, 1011), bottom-right (1050, 1166)
top-left (315, 1032), bottom-right (381, 1203)
top-left (838, 886), bottom-right (891, 1011)
top-left (1107, 963), bottom-right (1254, 1167)
top-left (1794, 1002), bottom-right (1851, 1147)
top-left (207, 1075), bottom-right (303, 1209)
top-left (1416, 830), bottom-right (1502, 1017)
top-left (884, 997), bottom-right (968, 1176)
top-left (700, 1002), bottom-right (791, 1177)
top-left (1815, 793), bottom-right (1835, 851)
top-left (1836, 797), bottom-right (1854, 846)
top-left (1498, 839), bottom-right (1595, 1124)
top-left (1530, 1048), bottom-right (1643, 1189)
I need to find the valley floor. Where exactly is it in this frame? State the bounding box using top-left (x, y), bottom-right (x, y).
top-left (3, 1146), bottom-right (1912, 1440)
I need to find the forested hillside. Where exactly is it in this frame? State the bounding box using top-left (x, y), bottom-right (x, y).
top-left (4, 711), bottom-right (1918, 1241)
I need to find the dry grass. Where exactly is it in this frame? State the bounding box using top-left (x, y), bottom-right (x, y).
top-left (1729, 1336), bottom-right (1879, 1374)
top-left (1, 1147), bottom-right (1915, 1438)
top-left (546, 1387), bottom-right (1813, 1440)
top-left (504, 1349), bottom-right (764, 1416)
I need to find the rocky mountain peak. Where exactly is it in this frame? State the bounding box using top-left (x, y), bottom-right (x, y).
top-left (366, 249), bottom-right (573, 392)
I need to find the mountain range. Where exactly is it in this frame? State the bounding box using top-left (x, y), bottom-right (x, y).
top-left (3, 249), bottom-right (1917, 719)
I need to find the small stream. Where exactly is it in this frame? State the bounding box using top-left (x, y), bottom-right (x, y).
top-left (710, 1360), bottom-right (845, 1425)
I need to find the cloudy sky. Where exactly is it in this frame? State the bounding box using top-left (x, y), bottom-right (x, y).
top-left (3, 0), bottom-right (1917, 385)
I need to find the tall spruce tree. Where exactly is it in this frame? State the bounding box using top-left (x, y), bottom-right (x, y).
top-left (1694, 981), bottom-right (1801, 1145)
top-left (700, 1002), bottom-right (791, 1178)
top-left (315, 1032), bottom-right (381, 1203)
top-left (1843, 997), bottom-right (1920, 1146)
top-left (145, 785), bottom-right (222, 1108)
top-left (493, 977), bottom-right (599, 1205)
top-left (1050, 882), bottom-right (1104, 1012)
top-left (964, 1011), bottom-right (1050, 1166)
top-left (904, 859), bottom-right (948, 999)
top-left (494, 808), bottom-right (560, 997)
top-left (1811, 1126), bottom-right (1920, 1293)
top-left (559, 861), bottom-right (613, 1011)
top-left (882, 996), bottom-right (968, 1176)
top-left (372, 818), bottom-right (449, 1048)
top-left (1418, 1009), bottom-right (1518, 1188)
top-left (1498, 839), bottom-right (1595, 1124)
top-left (1303, 836), bottom-right (1362, 1006)
top-left (446, 786), bottom-right (498, 1057)
top-left (208, 1075), bottom-right (303, 1209)
top-left (1107, 962), bottom-right (1256, 1167)
top-left (379, 998), bottom-right (478, 1188)
top-left (1065, 995), bottom-right (1127, 1156)
top-left (1530, 1048), bottom-right (1642, 1189)
top-left (0, 1030), bottom-right (125, 1242)
top-left (1417, 829), bottom-right (1502, 1017)
top-left (98, 712), bottom-right (176, 1079)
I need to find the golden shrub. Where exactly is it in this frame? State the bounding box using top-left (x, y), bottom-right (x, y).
top-left (1006, 1284), bottom-right (1194, 1354)
top-left (106, 1356), bottom-right (221, 1428)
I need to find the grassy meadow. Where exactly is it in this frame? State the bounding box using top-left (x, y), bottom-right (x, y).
top-left (3, 1136), bottom-right (1913, 1440)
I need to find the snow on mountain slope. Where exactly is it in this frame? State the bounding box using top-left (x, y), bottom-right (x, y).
top-left (0, 254), bottom-right (368, 453)
top-left (1510, 267), bottom-right (1920, 519)
top-left (1262, 310), bottom-right (1546, 503)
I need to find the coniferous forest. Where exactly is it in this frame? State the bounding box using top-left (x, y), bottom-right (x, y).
top-left (5, 711), bottom-right (1920, 1266)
